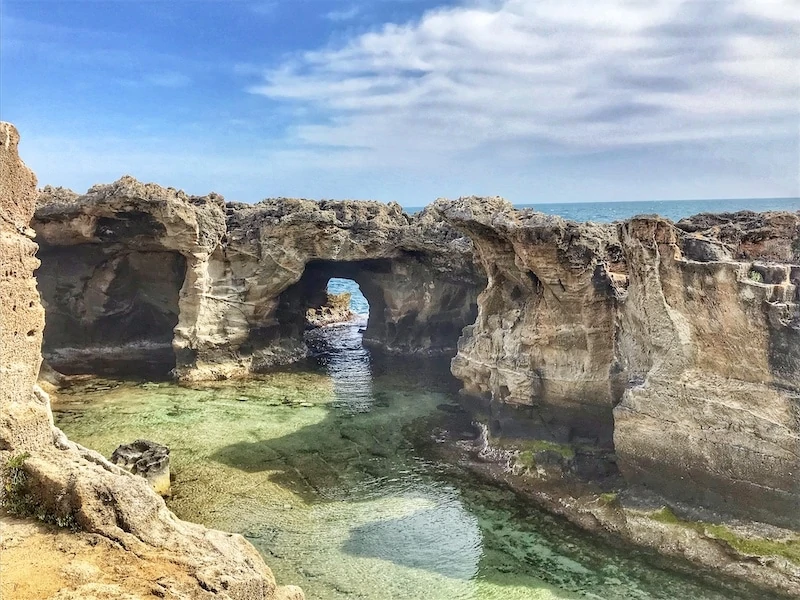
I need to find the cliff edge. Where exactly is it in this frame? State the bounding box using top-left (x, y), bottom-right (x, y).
top-left (0, 122), bottom-right (303, 600)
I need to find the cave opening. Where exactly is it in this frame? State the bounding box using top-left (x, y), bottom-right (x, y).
top-left (275, 259), bottom-right (388, 352)
top-left (37, 247), bottom-right (187, 377)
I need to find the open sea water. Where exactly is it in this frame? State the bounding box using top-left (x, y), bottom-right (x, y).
top-left (407, 197), bottom-right (799, 222)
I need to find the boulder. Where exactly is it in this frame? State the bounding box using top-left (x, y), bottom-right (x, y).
top-left (111, 440), bottom-right (171, 497)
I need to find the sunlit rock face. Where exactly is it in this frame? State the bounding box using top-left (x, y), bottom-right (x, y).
top-left (33, 184), bottom-right (485, 380)
top-left (615, 215), bottom-right (800, 529)
top-left (442, 198), bottom-right (800, 528)
top-left (2, 122), bottom-right (302, 600)
top-left (439, 197), bottom-right (628, 448)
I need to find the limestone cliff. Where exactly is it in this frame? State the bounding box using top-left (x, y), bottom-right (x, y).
top-left (440, 198), bottom-right (799, 530)
top-left (26, 157), bottom-right (799, 564)
top-left (34, 185), bottom-right (483, 380)
top-left (615, 215), bottom-right (799, 529)
top-left (1, 122), bottom-right (302, 600)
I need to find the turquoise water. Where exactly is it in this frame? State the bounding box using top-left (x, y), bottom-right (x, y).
top-left (53, 325), bottom-right (772, 600)
top-left (327, 277), bottom-right (370, 316)
top-left (406, 198), bottom-right (800, 221)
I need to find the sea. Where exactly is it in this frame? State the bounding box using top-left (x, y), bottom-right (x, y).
top-left (407, 197), bottom-right (799, 222)
top-left (332, 197), bottom-right (799, 312)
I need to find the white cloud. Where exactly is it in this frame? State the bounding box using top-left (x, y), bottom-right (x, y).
top-left (247, 0), bottom-right (800, 167)
top-left (326, 5), bottom-right (361, 22)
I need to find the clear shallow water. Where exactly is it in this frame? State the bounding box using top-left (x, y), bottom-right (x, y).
top-left (54, 326), bottom-right (768, 600)
top-left (406, 198), bottom-right (800, 222)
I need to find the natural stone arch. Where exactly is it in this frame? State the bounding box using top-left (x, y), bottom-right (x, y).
top-left (33, 182), bottom-right (486, 380)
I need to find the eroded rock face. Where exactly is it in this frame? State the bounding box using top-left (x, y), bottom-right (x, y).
top-left (441, 198), bottom-right (800, 529)
top-left (614, 215), bottom-right (800, 529)
top-left (35, 179), bottom-right (226, 377)
top-left (439, 197), bottom-right (627, 448)
top-left (34, 187), bottom-right (484, 380)
top-left (1, 122), bottom-right (302, 599)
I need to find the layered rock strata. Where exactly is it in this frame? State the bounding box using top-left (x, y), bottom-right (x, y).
top-left (34, 185), bottom-right (484, 380)
top-left (439, 198), bottom-right (799, 530)
top-left (0, 122), bottom-right (302, 600)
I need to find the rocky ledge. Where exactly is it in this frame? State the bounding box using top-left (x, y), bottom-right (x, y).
top-left (0, 122), bottom-right (303, 600)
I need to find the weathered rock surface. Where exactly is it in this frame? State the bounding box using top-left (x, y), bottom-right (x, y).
top-left (34, 185), bottom-right (484, 380)
top-left (305, 291), bottom-right (356, 327)
top-left (0, 122), bottom-right (302, 599)
top-left (111, 439), bottom-right (171, 497)
top-left (35, 178), bottom-right (226, 376)
top-left (614, 215), bottom-right (800, 529)
top-left (439, 198), bottom-right (800, 530)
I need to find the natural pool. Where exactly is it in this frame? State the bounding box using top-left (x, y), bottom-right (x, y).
top-left (54, 325), bottom-right (768, 600)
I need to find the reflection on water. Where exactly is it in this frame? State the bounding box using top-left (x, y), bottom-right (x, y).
top-left (54, 325), bottom-right (768, 600)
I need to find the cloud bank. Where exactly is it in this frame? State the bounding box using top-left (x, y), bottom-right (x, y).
top-left (249, 0), bottom-right (800, 167)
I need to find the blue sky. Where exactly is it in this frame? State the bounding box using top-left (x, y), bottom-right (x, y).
top-left (1, 0), bottom-right (798, 205)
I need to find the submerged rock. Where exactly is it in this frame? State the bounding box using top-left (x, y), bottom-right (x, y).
top-left (111, 440), bottom-right (171, 498)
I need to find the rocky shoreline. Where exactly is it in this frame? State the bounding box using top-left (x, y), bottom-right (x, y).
top-left (2, 119), bottom-right (798, 597)
top-left (1, 122), bottom-right (304, 600)
top-left (421, 402), bottom-right (800, 598)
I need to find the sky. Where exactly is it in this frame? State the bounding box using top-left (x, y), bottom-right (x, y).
top-left (1, 0), bottom-right (799, 206)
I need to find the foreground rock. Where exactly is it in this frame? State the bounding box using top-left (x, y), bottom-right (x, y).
top-left (0, 122), bottom-right (302, 600)
top-left (34, 185), bottom-right (484, 380)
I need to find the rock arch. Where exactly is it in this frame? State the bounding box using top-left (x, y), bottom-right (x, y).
top-left (33, 183), bottom-right (485, 380)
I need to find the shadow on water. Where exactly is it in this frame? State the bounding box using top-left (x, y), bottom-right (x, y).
top-left (205, 324), bottom-right (767, 600)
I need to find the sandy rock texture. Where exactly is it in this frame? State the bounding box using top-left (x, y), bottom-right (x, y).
top-left (34, 185), bottom-right (484, 380)
top-left (0, 122), bottom-right (302, 600)
top-left (615, 215), bottom-right (799, 529)
top-left (440, 197), bottom-right (800, 529)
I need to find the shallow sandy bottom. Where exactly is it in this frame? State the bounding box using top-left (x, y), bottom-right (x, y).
top-left (48, 326), bottom-right (758, 600)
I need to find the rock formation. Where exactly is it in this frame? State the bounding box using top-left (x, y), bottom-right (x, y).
top-left (305, 291), bottom-right (356, 328)
top-left (0, 122), bottom-right (303, 599)
top-left (439, 198), bottom-right (800, 530)
top-left (614, 214), bottom-right (800, 529)
top-left (111, 439), bottom-right (172, 497)
top-left (34, 187), bottom-right (484, 380)
top-left (23, 140), bottom-right (799, 579)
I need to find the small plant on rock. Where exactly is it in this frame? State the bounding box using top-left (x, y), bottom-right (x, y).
top-left (2, 452), bottom-right (33, 516)
top-left (1, 452), bottom-right (78, 530)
